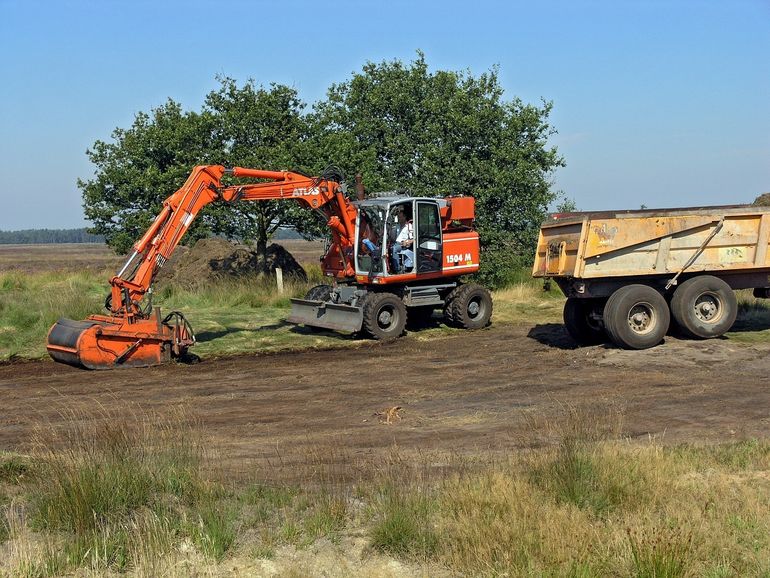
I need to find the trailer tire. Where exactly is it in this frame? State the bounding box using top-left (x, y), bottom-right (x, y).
top-left (670, 275), bottom-right (737, 339)
top-left (603, 285), bottom-right (670, 350)
top-left (362, 293), bottom-right (407, 340)
top-left (563, 298), bottom-right (606, 345)
top-left (449, 283), bottom-right (493, 330)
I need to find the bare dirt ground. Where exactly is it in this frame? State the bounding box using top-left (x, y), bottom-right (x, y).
top-left (2, 322), bottom-right (768, 483)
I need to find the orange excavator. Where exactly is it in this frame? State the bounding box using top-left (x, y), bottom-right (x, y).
top-left (47, 165), bottom-right (491, 369)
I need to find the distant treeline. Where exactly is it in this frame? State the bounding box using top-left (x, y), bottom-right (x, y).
top-left (0, 228), bottom-right (105, 244)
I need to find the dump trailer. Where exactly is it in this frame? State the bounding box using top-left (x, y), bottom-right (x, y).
top-left (533, 205), bottom-right (770, 349)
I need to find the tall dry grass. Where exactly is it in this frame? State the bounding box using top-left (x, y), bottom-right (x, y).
top-left (2, 403), bottom-right (770, 576)
top-left (0, 404), bottom-right (241, 576)
top-left (360, 405), bottom-right (770, 577)
top-left (0, 270), bottom-right (106, 359)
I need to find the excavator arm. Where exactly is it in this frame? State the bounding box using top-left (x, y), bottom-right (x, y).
top-left (108, 165), bottom-right (356, 316)
top-left (47, 164), bottom-right (357, 369)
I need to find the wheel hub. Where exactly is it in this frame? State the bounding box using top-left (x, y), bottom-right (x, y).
top-left (694, 293), bottom-right (721, 323)
top-left (627, 303), bottom-right (654, 334)
top-left (468, 300), bottom-right (480, 317)
top-left (378, 309), bottom-right (393, 327)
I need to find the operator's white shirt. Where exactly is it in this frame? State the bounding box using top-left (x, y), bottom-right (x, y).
top-left (396, 222), bottom-right (413, 244)
top-left (395, 221), bottom-right (414, 268)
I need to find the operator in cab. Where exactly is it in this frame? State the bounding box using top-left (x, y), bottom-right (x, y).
top-left (391, 206), bottom-right (414, 273)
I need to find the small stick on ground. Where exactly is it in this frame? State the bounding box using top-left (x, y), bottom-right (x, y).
top-left (374, 406), bottom-right (402, 425)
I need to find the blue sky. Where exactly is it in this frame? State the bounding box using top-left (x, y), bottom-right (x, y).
top-left (0, 0), bottom-right (768, 230)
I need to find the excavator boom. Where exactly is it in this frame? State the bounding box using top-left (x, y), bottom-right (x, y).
top-left (47, 165), bottom-right (354, 369)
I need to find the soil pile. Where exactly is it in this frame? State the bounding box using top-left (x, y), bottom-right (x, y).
top-left (155, 237), bottom-right (307, 289)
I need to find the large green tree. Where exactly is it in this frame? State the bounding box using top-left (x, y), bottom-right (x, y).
top-left (80, 79), bottom-right (316, 257)
top-left (311, 53), bottom-right (565, 286)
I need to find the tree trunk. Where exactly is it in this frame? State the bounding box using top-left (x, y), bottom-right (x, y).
top-left (256, 236), bottom-right (268, 270)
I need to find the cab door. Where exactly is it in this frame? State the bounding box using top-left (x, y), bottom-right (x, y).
top-left (415, 201), bottom-right (442, 273)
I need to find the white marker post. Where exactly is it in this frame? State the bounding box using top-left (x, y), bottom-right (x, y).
top-left (275, 267), bottom-right (284, 294)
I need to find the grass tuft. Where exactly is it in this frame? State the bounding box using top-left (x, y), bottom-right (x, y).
top-left (529, 405), bottom-right (646, 516)
top-left (187, 498), bottom-right (237, 561)
top-left (29, 406), bottom-right (203, 536)
top-left (0, 453), bottom-right (29, 484)
top-left (627, 526), bottom-right (693, 578)
top-left (369, 484), bottom-right (439, 558)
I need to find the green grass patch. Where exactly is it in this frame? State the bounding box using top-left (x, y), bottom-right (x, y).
top-left (1, 267), bottom-right (565, 362)
top-left (0, 452), bottom-right (29, 485)
top-left (368, 484), bottom-right (439, 559)
top-left (529, 406), bottom-right (649, 517)
top-left (186, 498), bottom-right (237, 561)
top-left (726, 290), bottom-right (770, 343)
top-left (0, 270), bottom-right (106, 360)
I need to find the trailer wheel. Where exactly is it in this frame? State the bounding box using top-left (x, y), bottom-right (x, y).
top-left (450, 283), bottom-right (493, 330)
top-left (670, 275), bottom-right (737, 339)
top-left (603, 285), bottom-right (670, 350)
top-left (362, 293), bottom-right (407, 340)
top-left (563, 298), bottom-right (606, 345)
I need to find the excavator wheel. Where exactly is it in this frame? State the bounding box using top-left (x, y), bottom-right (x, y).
top-left (443, 285), bottom-right (463, 327)
top-left (362, 292), bottom-right (406, 340)
top-left (305, 284), bottom-right (332, 301)
top-left (449, 284), bottom-right (492, 330)
top-left (302, 285), bottom-right (333, 332)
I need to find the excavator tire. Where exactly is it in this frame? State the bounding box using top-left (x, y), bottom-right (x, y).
top-left (302, 285), bottom-right (333, 332)
top-left (443, 285), bottom-right (464, 327)
top-left (304, 284), bottom-right (332, 301)
top-left (449, 283), bottom-right (492, 330)
top-left (362, 292), bottom-right (406, 340)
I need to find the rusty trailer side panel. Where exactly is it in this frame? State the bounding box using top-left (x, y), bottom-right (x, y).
top-left (533, 205), bottom-right (770, 281)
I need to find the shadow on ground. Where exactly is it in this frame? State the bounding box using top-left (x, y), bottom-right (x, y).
top-left (527, 323), bottom-right (579, 350)
top-left (196, 321), bottom-right (293, 342)
top-left (730, 306), bottom-right (770, 333)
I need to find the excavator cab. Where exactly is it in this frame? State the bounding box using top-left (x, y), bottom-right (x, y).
top-left (354, 198), bottom-right (443, 278)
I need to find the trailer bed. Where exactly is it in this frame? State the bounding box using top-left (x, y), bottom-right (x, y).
top-left (533, 204), bottom-right (770, 283)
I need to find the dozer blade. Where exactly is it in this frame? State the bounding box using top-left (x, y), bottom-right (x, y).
top-left (47, 317), bottom-right (171, 370)
top-left (287, 298), bottom-right (364, 333)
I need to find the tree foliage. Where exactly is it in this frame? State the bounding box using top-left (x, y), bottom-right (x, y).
top-left (0, 228), bottom-right (104, 244)
top-left (202, 78), bottom-right (319, 257)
